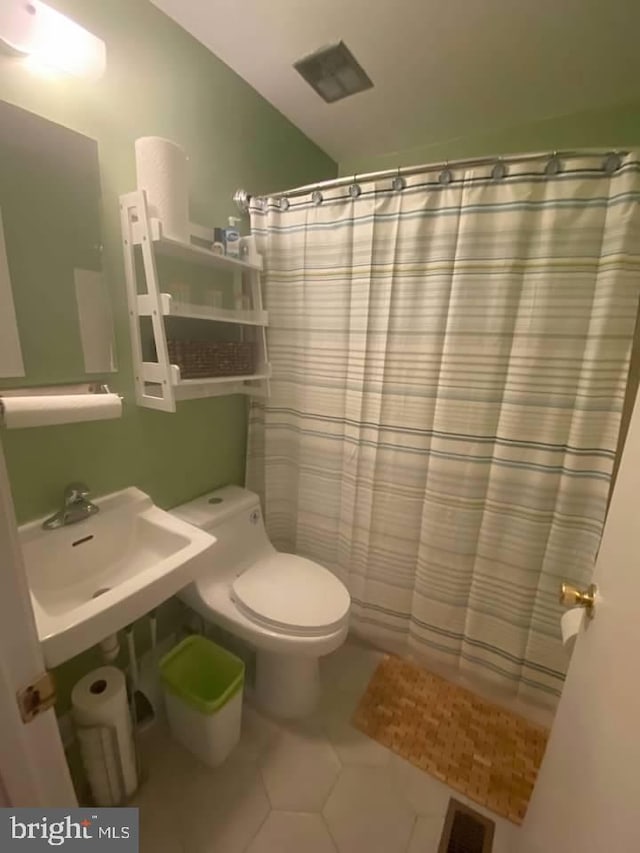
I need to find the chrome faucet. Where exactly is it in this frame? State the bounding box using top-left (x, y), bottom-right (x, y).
top-left (42, 482), bottom-right (99, 530)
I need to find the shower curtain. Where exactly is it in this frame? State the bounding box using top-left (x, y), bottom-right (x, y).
top-left (247, 152), bottom-right (640, 706)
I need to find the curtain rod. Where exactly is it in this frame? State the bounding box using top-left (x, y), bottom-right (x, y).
top-left (233, 148), bottom-right (629, 212)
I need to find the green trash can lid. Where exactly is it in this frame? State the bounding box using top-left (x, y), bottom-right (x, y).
top-left (159, 635), bottom-right (245, 715)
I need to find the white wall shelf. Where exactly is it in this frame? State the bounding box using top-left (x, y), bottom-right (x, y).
top-left (139, 362), bottom-right (271, 402)
top-left (137, 294), bottom-right (268, 327)
top-left (120, 189), bottom-right (270, 412)
top-left (131, 217), bottom-right (263, 272)
top-left (173, 371), bottom-right (272, 401)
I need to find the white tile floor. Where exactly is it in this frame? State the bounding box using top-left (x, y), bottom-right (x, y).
top-left (133, 640), bottom-right (520, 853)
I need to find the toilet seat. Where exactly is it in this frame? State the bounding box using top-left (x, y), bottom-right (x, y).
top-left (231, 553), bottom-right (350, 637)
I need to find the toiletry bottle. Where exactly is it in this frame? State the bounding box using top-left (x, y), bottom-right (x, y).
top-left (240, 235), bottom-right (258, 264)
top-left (225, 216), bottom-right (241, 258)
top-left (213, 227), bottom-right (226, 255)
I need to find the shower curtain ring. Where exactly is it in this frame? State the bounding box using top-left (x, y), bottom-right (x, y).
top-left (604, 152), bottom-right (622, 174)
top-left (439, 161), bottom-right (452, 185)
top-left (312, 188), bottom-right (323, 205)
top-left (492, 158), bottom-right (507, 180)
top-left (392, 167), bottom-right (406, 191)
top-left (350, 175), bottom-right (362, 198)
top-left (545, 152), bottom-right (562, 176)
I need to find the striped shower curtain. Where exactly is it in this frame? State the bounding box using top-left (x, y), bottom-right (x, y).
top-left (247, 153), bottom-right (640, 707)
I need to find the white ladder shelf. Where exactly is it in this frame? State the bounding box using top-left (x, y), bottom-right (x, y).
top-left (119, 189), bottom-right (270, 412)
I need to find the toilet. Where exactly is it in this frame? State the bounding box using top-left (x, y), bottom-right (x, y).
top-left (171, 485), bottom-right (351, 718)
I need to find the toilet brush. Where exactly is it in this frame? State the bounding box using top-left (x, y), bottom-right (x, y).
top-left (126, 624), bottom-right (154, 731)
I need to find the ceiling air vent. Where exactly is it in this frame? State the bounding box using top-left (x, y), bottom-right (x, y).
top-left (293, 41), bottom-right (373, 103)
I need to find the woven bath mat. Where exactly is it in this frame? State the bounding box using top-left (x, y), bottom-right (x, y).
top-left (352, 656), bottom-right (549, 824)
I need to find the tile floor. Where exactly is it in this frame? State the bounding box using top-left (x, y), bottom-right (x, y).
top-left (134, 640), bottom-right (519, 853)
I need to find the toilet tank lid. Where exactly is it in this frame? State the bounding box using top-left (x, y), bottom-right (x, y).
top-left (170, 485), bottom-right (260, 531)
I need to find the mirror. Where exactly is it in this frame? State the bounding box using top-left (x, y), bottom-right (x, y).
top-left (0, 100), bottom-right (115, 385)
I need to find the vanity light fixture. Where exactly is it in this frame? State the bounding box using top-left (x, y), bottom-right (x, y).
top-left (0, 0), bottom-right (106, 80)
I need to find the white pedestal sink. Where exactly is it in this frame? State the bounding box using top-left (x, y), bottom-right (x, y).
top-left (19, 487), bottom-right (216, 667)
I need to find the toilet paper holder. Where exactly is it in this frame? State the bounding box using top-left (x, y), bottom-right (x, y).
top-left (559, 582), bottom-right (597, 617)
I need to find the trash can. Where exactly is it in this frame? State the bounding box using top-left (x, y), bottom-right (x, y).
top-left (159, 635), bottom-right (244, 767)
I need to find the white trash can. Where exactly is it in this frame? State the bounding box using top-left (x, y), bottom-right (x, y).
top-left (159, 635), bottom-right (244, 767)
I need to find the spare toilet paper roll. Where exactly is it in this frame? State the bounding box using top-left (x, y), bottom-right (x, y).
top-left (0, 394), bottom-right (122, 429)
top-left (72, 666), bottom-right (138, 801)
top-left (561, 607), bottom-right (586, 652)
top-left (135, 136), bottom-right (190, 242)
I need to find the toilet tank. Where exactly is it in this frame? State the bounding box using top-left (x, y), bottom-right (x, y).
top-left (170, 485), bottom-right (273, 572)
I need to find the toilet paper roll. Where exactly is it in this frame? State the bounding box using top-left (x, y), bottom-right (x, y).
top-left (0, 394), bottom-right (121, 429)
top-left (135, 136), bottom-right (190, 242)
top-left (561, 607), bottom-right (586, 652)
top-left (72, 666), bottom-right (138, 802)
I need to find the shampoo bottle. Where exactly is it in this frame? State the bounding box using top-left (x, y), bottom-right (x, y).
top-left (225, 216), bottom-right (241, 258)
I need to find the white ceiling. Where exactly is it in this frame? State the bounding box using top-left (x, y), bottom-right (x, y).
top-left (152, 0), bottom-right (640, 164)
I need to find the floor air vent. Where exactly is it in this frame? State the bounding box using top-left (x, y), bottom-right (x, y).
top-left (438, 799), bottom-right (495, 853)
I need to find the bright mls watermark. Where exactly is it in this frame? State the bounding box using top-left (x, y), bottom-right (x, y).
top-left (1, 809), bottom-right (138, 850)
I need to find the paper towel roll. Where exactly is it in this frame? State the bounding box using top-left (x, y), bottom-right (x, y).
top-left (76, 725), bottom-right (124, 807)
top-left (561, 607), bottom-right (585, 652)
top-left (135, 136), bottom-right (190, 242)
top-left (72, 666), bottom-right (138, 803)
top-left (1, 394), bottom-right (121, 429)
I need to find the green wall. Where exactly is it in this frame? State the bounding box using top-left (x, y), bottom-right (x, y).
top-left (339, 97), bottom-right (640, 175)
top-left (0, 0), bottom-right (336, 524)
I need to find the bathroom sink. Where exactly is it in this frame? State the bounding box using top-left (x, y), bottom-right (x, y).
top-left (19, 487), bottom-right (216, 667)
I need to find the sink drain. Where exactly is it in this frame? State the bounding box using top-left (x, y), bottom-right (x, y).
top-left (91, 587), bottom-right (111, 599)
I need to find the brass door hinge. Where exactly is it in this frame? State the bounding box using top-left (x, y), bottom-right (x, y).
top-left (17, 672), bottom-right (56, 723)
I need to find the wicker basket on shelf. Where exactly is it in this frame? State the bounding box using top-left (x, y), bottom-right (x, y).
top-left (167, 339), bottom-right (256, 379)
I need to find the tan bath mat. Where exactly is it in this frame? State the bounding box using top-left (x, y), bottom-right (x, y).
top-left (352, 656), bottom-right (549, 824)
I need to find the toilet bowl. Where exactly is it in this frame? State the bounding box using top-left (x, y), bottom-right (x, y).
top-left (171, 485), bottom-right (350, 718)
